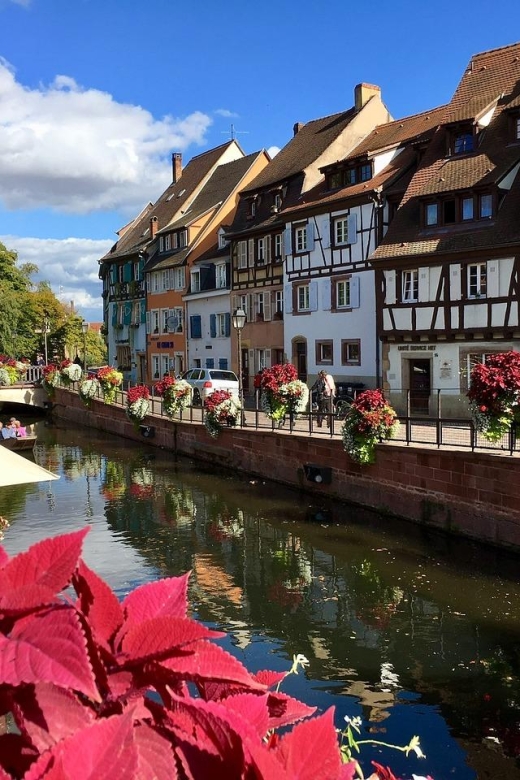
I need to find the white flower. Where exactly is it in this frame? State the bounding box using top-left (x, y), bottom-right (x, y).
top-left (344, 715), bottom-right (362, 728)
top-left (406, 736), bottom-right (426, 759)
top-left (294, 653), bottom-right (309, 668)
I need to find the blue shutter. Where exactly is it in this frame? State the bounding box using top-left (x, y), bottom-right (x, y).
top-left (206, 358), bottom-right (215, 369)
top-left (347, 214), bottom-right (358, 244)
top-left (140, 301), bottom-right (146, 323)
top-left (210, 314), bottom-right (216, 338)
top-left (110, 265), bottom-right (117, 284)
top-left (309, 281), bottom-right (318, 311)
top-left (190, 315), bottom-right (202, 339)
top-left (123, 263), bottom-right (132, 282)
top-left (112, 304), bottom-right (118, 326)
top-left (284, 283), bottom-right (293, 314)
top-left (306, 222), bottom-right (315, 250)
top-left (321, 218), bottom-right (331, 249)
top-left (283, 228), bottom-right (292, 256)
top-left (219, 358), bottom-right (228, 369)
top-left (123, 302), bottom-right (132, 325)
top-left (350, 276), bottom-right (360, 308)
top-left (224, 312), bottom-right (230, 337)
top-left (138, 258), bottom-right (145, 278)
top-left (321, 277), bottom-right (331, 310)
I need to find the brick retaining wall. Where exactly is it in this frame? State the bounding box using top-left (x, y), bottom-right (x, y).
top-left (52, 389), bottom-right (520, 552)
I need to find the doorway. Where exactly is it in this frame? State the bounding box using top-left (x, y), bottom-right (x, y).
top-left (294, 340), bottom-right (307, 383)
top-left (409, 358), bottom-right (431, 415)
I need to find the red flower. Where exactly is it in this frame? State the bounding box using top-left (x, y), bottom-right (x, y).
top-left (127, 385), bottom-right (150, 404)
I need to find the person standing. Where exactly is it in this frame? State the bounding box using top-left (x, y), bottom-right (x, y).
top-left (312, 370), bottom-right (336, 428)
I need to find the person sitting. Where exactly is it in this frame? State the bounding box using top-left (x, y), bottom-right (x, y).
top-left (1, 421), bottom-right (17, 439)
top-left (11, 418), bottom-right (26, 437)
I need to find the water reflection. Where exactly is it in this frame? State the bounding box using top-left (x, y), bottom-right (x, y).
top-left (2, 421), bottom-right (520, 778)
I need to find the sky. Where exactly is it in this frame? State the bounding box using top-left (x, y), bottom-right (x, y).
top-left (1, 0), bottom-right (520, 323)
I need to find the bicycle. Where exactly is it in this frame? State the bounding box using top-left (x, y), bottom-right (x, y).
top-left (334, 396), bottom-right (354, 420)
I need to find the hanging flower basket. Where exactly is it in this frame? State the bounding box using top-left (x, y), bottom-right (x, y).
top-left (259, 364), bottom-right (309, 421)
top-left (341, 389), bottom-right (398, 465)
top-left (78, 377), bottom-right (100, 407)
top-left (155, 376), bottom-right (193, 418)
top-left (467, 351), bottom-right (520, 442)
top-left (60, 360), bottom-right (82, 385)
top-left (126, 385), bottom-right (150, 429)
top-left (42, 364), bottom-right (60, 397)
top-left (96, 366), bottom-right (123, 405)
top-left (204, 389), bottom-right (242, 438)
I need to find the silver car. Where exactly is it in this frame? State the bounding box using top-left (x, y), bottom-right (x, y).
top-left (182, 368), bottom-right (239, 404)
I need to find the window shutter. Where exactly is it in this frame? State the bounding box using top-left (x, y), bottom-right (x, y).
top-left (123, 263), bottom-right (132, 282)
top-left (264, 292), bottom-right (272, 321)
top-left (140, 301), bottom-right (146, 324)
top-left (123, 302), bottom-right (132, 325)
top-left (219, 358), bottom-right (228, 370)
top-left (146, 311), bottom-right (150, 334)
top-left (110, 265), bottom-right (117, 284)
top-left (347, 214), bottom-right (358, 244)
top-left (190, 315), bottom-right (202, 339)
top-left (248, 349), bottom-right (255, 370)
top-left (321, 277), bottom-right (332, 310)
top-left (112, 304), bottom-right (118, 326)
top-left (206, 358), bottom-right (215, 369)
top-left (487, 260), bottom-right (498, 297)
top-left (265, 236), bottom-right (271, 264)
top-left (248, 239), bottom-right (255, 267)
top-left (138, 258), bottom-right (145, 278)
top-left (248, 293), bottom-right (254, 321)
top-left (232, 294), bottom-right (240, 311)
top-left (450, 264), bottom-right (461, 300)
top-left (284, 228), bottom-right (292, 256)
top-left (210, 314), bottom-right (217, 338)
top-left (418, 267), bottom-right (429, 303)
top-left (306, 222), bottom-right (315, 250)
top-left (309, 281), bottom-right (318, 311)
top-left (265, 348), bottom-right (271, 367)
top-left (321, 218), bottom-right (331, 249)
top-left (284, 283), bottom-right (293, 314)
top-left (385, 271), bottom-right (396, 305)
top-left (350, 276), bottom-right (360, 308)
top-left (224, 312), bottom-right (231, 336)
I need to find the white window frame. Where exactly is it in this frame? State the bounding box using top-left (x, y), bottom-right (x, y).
top-left (468, 263), bottom-right (487, 298)
top-left (274, 233), bottom-right (283, 260)
top-left (161, 309), bottom-right (169, 333)
top-left (152, 272), bottom-right (160, 293)
top-left (164, 234), bottom-right (171, 251)
top-left (334, 216), bottom-right (349, 245)
top-left (179, 230), bottom-right (187, 248)
top-left (275, 290), bottom-right (283, 315)
top-left (295, 226), bottom-right (307, 253)
top-left (173, 267), bottom-right (184, 290)
top-left (216, 263), bottom-right (227, 289)
top-left (172, 307), bottom-right (184, 333)
top-left (151, 310), bottom-right (160, 334)
top-left (297, 284), bottom-right (310, 311)
top-left (237, 241), bottom-right (247, 269)
top-left (337, 280), bottom-right (351, 308)
top-left (161, 355), bottom-right (169, 376)
top-left (257, 237), bottom-right (265, 265)
top-left (216, 313), bottom-right (226, 337)
top-left (402, 270), bottom-right (419, 303)
top-left (161, 270), bottom-right (170, 291)
top-left (191, 270), bottom-right (201, 293)
top-left (152, 355), bottom-right (160, 380)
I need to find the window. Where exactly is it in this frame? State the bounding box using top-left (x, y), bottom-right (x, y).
top-left (425, 203), bottom-right (438, 226)
top-left (161, 355), bottom-right (169, 376)
top-left (479, 194), bottom-right (493, 218)
top-left (173, 267), bottom-right (185, 290)
top-left (462, 197), bottom-right (474, 221)
top-left (216, 263), bottom-right (227, 289)
top-left (179, 230), bottom-right (187, 248)
top-left (274, 193), bottom-right (282, 210)
top-left (250, 200), bottom-right (256, 217)
top-left (237, 241), bottom-right (247, 269)
top-left (152, 355), bottom-right (160, 379)
top-left (161, 309), bottom-right (169, 333)
top-left (190, 315), bottom-right (202, 339)
top-left (257, 237), bottom-right (265, 265)
top-left (341, 340), bottom-right (361, 366)
top-left (172, 233), bottom-right (178, 250)
top-left (344, 168), bottom-right (357, 185)
top-left (274, 233), bottom-right (283, 260)
top-left (218, 358), bottom-right (228, 370)
top-left (316, 340), bottom-right (333, 365)
top-left (334, 217), bottom-right (349, 245)
top-left (191, 270), bottom-right (200, 293)
top-left (161, 270), bottom-right (170, 291)
top-left (159, 236), bottom-right (165, 253)
top-left (468, 263), bottom-right (487, 298)
top-left (216, 313), bottom-right (227, 337)
top-left (275, 290), bottom-right (283, 318)
top-left (152, 272), bottom-right (160, 293)
top-left (443, 199), bottom-right (456, 224)
top-left (295, 225), bottom-right (307, 253)
top-left (297, 284), bottom-right (310, 311)
top-left (516, 116), bottom-right (520, 140)
top-left (328, 171), bottom-right (342, 189)
top-left (218, 232), bottom-right (227, 249)
top-left (402, 270), bottom-right (419, 302)
top-left (151, 310), bottom-right (160, 334)
top-left (360, 164), bottom-right (371, 182)
top-left (453, 131), bottom-right (474, 155)
top-left (336, 279), bottom-right (351, 308)
top-left (164, 234), bottom-right (171, 251)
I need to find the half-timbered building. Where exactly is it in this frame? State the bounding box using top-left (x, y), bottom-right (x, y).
top-left (226, 84), bottom-right (391, 391)
top-left (371, 43), bottom-right (520, 415)
top-left (281, 106), bottom-right (446, 388)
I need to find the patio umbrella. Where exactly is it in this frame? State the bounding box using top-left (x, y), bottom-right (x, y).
top-left (0, 446), bottom-right (59, 486)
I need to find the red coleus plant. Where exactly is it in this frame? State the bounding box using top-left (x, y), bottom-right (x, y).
top-left (0, 530), bottom-right (357, 780)
top-left (467, 351), bottom-right (520, 441)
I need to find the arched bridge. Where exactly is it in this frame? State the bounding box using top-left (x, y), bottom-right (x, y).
top-left (0, 367), bottom-right (47, 411)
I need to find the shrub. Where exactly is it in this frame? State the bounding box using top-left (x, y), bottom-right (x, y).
top-left (467, 351), bottom-right (520, 442)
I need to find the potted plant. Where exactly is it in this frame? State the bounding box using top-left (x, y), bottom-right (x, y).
top-left (155, 376), bottom-right (193, 418)
top-left (259, 363), bottom-right (309, 423)
top-left (467, 351), bottom-right (520, 442)
top-left (125, 384), bottom-right (150, 429)
top-left (341, 389), bottom-right (398, 465)
top-left (204, 389), bottom-right (242, 437)
top-left (96, 366), bottom-right (123, 404)
top-left (60, 360), bottom-right (82, 386)
top-left (78, 375), bottom-right (100, 407)
top-left (41, 363), bottom-right (60, 397)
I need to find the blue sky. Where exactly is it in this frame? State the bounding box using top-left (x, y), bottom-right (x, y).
top-left (1, 0), bottom-right (520, 321)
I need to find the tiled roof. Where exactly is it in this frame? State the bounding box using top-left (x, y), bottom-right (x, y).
top-left (372, 42), bottom-right (520, 262)
top-left (100, 141), bottom-right (239, 262)
top-left (240, 108), bottom-right (357, 193)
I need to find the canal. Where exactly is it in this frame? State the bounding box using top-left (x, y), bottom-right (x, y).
top-left (2, 418), bottom-right (520, 778)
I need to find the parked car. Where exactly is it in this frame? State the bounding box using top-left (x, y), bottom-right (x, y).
top-left (182, 368), bottom-right (239, 404)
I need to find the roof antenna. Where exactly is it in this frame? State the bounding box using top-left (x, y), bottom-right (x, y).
top-left (222, 123), bottom-right (249, 141)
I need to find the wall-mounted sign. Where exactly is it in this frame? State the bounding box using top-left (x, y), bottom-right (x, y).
top-left (398, 345), bottom-right (436, 351)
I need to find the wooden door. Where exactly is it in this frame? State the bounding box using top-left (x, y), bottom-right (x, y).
top-left (409, 359), bottom-right (431, 415)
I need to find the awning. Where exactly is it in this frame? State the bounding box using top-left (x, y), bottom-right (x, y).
top-left (0, 447), bottom-right (60, 486)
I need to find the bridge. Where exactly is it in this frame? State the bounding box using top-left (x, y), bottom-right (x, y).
top-left (0, 367), bottom-right (47, 411)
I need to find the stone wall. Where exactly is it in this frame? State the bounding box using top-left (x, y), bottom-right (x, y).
top-left (52, 388), bottom-right (520, 551)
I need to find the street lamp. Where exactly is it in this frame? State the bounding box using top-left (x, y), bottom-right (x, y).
top-left (81, 321), bottom-right (89, 373)
top-left (43, 318), bottom-right (50, 365)
top-left (232, 308), bottom-right (247, 426)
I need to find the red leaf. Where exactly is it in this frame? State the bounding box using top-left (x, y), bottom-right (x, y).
top-left (0, 529), bottom-right (89, 614)
top-left (0, 606), bottom-right (100, 702)
top-left (122, 572), bottom-right (190, 626)
top-left (267, 690), bottom-right (316, 730)
top-left (73, 560), bottom-right (123, 650)
top-left (134, 722), bottom-right (178, 779)
top-left (246, 738), bottom-right (290, 780)
top-left (253, 669), bottom-right (287, 689)
top-left (160, 641), bottom-right (266, 691)
top-left (120, 616), bottom-right (222, 662)
top-left (218, 692), bottom-right (270, 738)
top-left (12, 682), bottom-right (94, 753)
top-left (0, 547), bottom-right (8, 569)
top-left (275, 708), bottom-right (343, 780)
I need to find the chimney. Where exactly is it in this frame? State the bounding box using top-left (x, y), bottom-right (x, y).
top-left (172, 152), bottom-right (182, 184)
top-left (355, 83), bottom-right (381, 111)
top-left (150, 216), bottom-right (158, 239)
top-left (293, 122), bottom-right (304, 136)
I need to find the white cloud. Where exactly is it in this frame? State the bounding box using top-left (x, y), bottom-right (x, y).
top-left (0, 59), bottom-right (213, 215)
top-left (214, 108), bottom-right (239, 118)
top-left (1, 234), bottom-right (111, 321)
top-left (267, 146), bottom-right (280, 158)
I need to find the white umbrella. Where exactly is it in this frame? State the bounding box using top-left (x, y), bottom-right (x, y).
top-left (0, 446), bottom-right (59, 486)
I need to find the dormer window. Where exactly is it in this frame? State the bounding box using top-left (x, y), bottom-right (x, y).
top-left (448, 123), bottom-right (475, 156)
top-left (326, 162), bottom-right (372, 190)
top-left (425, 203), bottom-right (438, 226)
top-left (422, 190), bottom-right (494, 228)
top-left (274, 193), bottom-right (282, 210)
top-left (515, 116), bottom-right (520, 140)
top-left (360, 164), bottom-right (371, 182)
